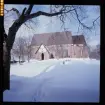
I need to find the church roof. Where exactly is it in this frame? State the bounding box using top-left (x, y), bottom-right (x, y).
top-left (31, 31), bottom-right (86, 46)
top-left (72, 35), bottom-right (87, 45)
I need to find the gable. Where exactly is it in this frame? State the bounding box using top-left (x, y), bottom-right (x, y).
top-left (35, 44), bottom-right (50, 54)
top-left (38, 44), bottom-right (47, 53)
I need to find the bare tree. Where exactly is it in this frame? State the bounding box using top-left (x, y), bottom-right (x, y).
top-left (25, 35), bottom-right (33, 62)
top-left (96, 44), bottom-right (100, 55)
top-left (11, 49), bottom-right (15, 61)
top-left (3, 5), bottom-right (100, 91)
top-left (12, 37), bottom-right (26, 64)
top-left (88, 44), bottom-right (100, 60)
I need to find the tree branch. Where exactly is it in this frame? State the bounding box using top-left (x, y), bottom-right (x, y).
top-left (72, 6), bottom-right (100, 31)
top-left (25, 11), bottom-right (63, 21)
top-left (25, 7), bottom-right (75, 24)
top-left (24, 23), bottom-right (30, 29)
top-left (92, 16), bottom-right (100, 26)
top-left (72, 6), bottom-right (92, 30)
top-left (21, 8), bottom-right (27, 16)
top-left (28, 21), bottom-right (36, 32)
top-left (25, 5), bottom-right (34, 15)
top-left (63, 9), bottom-right (75, 13)
top-left (4, 8), bottom-right (20, 17)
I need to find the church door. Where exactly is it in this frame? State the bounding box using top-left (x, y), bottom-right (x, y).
top-left (41, 53), bottom-right (44, 60)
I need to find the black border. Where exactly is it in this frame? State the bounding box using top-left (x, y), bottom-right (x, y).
top-left (100, 3), bottom-right (105, 105)
top-left (0, 8), bottom-right (3, 103)
top-left (0, 0), bottom-right (104, 104)
top-left (4, 0), bottom-right (102, 5)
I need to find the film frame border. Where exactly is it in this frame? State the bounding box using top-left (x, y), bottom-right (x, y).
top-left (0, 0), bottom-right (4, 16)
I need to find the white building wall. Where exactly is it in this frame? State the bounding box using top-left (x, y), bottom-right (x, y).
top-left (31, 44), bottom-right (89, 60)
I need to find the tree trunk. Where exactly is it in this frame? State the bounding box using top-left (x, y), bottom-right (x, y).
top-left (3, 19), bottom-right (24, 91)
top-left (19, 55), bottom-right (21, 64)
top-left (28, 55), bottom-right (30, 62)
top-left (3, 45), bottom-right (11, 91)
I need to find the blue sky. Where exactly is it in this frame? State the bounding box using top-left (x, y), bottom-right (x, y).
top-left (4, 5), bottom-right (100, 47)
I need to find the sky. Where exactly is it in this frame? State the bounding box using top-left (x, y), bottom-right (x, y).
top-left (4, 5), bottom-right (100, 47)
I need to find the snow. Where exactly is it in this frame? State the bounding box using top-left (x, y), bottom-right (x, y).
top-left (10, 59), bottom-right (58, 77)
top-left (3, 58), bottom-right (100, 102)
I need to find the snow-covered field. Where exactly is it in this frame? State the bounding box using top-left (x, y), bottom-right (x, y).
top-left (3, 58), bottom-right (100, 102)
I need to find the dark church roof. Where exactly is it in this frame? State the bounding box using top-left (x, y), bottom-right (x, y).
top-left (72, 35), bottom-right (86, 45)
top-left (31, 31), bottom-right (86, 46)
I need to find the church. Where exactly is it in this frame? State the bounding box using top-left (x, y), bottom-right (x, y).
top-left (31, 31), bottom-right (89, 60)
